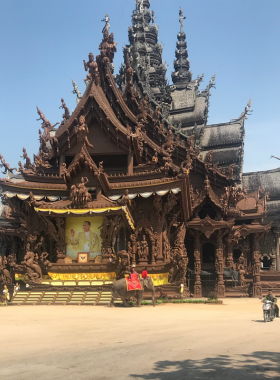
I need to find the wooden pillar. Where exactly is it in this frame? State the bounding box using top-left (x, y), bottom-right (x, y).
top-left (194, 232), bottom-right (202, 298)
top-left (252, 235), bottom-right (262, 297)
top-left (127, 153), bottom-right (133, 175)
top-left (150, 237), bottom-right (155, 265)
top-left (130, 234), bottom-right (137, 265)
top-left (155, 231), bottom-right (164, 262)
top-left (216, 232), bottom-right (225, 297)
top-left (226, 244), bottom-right (234, 268)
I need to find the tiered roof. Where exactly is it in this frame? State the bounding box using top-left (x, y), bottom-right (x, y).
top-left (0, 1), bottom-right (269, 237)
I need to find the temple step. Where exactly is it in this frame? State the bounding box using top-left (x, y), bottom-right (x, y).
top-left (10, 290), bottom-right (117, 305)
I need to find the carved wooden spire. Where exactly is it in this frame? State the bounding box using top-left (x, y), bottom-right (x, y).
top-left (172, 7), bottom-right (191, 87)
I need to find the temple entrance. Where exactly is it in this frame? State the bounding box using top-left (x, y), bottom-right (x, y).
top-left (201, 243), bottom-right (216, 297)
top-left (202, 243), bottom-right (215, 264)
top-left (233, 248), bottom-right (242, 262)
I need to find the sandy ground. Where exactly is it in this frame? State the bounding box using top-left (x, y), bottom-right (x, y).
top-left (0, 299), bottom-right (279, 380)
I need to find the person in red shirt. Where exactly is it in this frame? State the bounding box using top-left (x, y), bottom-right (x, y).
top-left (126, 266), bottom-right (142, 290)
top-left (142, 267), bottom-right (148, 279)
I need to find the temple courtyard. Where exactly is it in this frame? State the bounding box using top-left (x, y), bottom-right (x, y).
top-left (0, 299), bottom-right (279, 380)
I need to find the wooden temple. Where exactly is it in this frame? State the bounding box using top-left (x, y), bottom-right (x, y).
top-left (0, 1), bottom-right (277, 301)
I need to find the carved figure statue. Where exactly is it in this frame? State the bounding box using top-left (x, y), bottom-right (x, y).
top-left (21, 243), bottom-right (42, 284)
top-left (107, 33), bottom-right (117, 63)
top-left (163, 232), bottom-right (171, 262)
top-left (75, 115), bottom-right (93, 149)
top-left (40, 252), bottom-right (52, 268)
top-left (21, 148), bottom-right (34, 170)
top-left (179, 7), bottom-right (186, 33)
top-left (0, 255), bottom-right (12, 285)
top-left (99, 215), bottom-right (122, 255)
top-left (117, 189), bottom-right (130, 206)
top-left (70, 177), bottom-right (92, 208)
top-left (83, 53), bottom-right (100, 86)
top-left (137, 235), bottom-right (149, 260)
top-left (226, 164), bottom-right (235, 180)
top-left (72, 79), bottom-right (82, 104)
top-left (101, 13), bottom-right (110, 34)
top-left (36, 106), bottom-right (59, 135)
top-left (59, 98), bottom-right (70, 123)
top-left (123, 59), bottom-right (134, 100)
top-left (0, 154), bottom-right (17, 174)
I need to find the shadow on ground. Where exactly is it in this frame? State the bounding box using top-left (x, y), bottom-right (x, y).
top-left (130, 351), bottom-right (280, 379)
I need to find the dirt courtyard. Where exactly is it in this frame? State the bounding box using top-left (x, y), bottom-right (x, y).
top-left (0, 298), bottom-right (279, 380)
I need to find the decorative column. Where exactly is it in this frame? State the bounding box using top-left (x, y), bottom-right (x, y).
top-left (216, 231), bottom-right (225, 297)
top-left (150, 236), bottom-right (156, 265)
top-left (252, 235), bottom-right (262, 297)
top-left (226, 243), bottom-right (234, 268)
top-left (130, 234), bottom-right (137, 265)
top-left (193, 232), bottom-right (202, 298)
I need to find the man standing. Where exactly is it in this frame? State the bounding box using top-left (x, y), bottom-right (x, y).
top-left (70, 221), bottom-right (100, 256)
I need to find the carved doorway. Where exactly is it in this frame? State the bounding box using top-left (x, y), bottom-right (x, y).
top-left (201, 242), bottom-right (216, 297)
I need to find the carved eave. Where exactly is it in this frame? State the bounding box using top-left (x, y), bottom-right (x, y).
top-left (107, 177), bottom-right (183, 194)
top-left (55, 78), bottom-right (132, 155)
top-left (34, 203), bottom-right (134, 231)
top-left (0, 178), bottom-right (68, 195)
top-left (106, 69), bottom-right (138, 125)
top-left (232, 222), bottom-right (272, 239)
top-left (192, 181), bottom-right (223, 212)
top-left (187, 215), bottom-right (235, 239)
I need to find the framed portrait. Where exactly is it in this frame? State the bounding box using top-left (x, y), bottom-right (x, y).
top-left (77, 252), bottom-right (89, 264)
top-left (65, 216), bottom-right (103, 259)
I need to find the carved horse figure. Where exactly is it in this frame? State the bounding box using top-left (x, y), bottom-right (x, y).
top-left (21, 248), bottom-right (42, 283)
top-left (110, 277), bottom-right (155, 307)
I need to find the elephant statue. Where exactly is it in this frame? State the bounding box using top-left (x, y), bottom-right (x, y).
top-left (110, 277), bottom-right (155, 307)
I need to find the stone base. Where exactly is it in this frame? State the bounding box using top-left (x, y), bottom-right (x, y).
top-left (194, 284), bottom-right (202, 298)
top-left (216, 284), bottom-right (225, 298)
top-left (253, 283), bottom-right (262, 298)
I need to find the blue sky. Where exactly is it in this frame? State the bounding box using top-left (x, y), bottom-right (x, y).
top-left (0, 0), bottom-right (279, 174)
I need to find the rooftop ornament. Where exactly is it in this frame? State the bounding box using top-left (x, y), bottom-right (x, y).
top-left (179, 7), bottom-right (186, 33)
top-left (71, 79), bottom-right (82, 104)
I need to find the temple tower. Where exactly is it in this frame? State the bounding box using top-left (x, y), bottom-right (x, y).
top-left (123, 0), bottom-right (169, 103)
top-left (171, 7), bottom-right (192, 88)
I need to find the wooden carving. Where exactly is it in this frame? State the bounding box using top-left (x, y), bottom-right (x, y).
top-left (0, 154), bottom-right (17, 174)
top-left (70, 177), bottom-right (92, 208)
top-left (83, 52), bottom-right (100, 86)
top-left (75, 116), bottom-right (93, 149)
top-left (0, 255), bottom-right (12, 285)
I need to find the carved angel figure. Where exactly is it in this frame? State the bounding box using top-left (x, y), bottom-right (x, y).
top-left (83, 53), bottom-right (100, 86)
top-left (75, 115), bottom-right (93, 149)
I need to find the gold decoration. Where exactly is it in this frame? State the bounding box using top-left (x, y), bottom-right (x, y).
top-left (48, 272), bottom-right (117, 281)
top-left (140, 273), bottom-right (169, 286)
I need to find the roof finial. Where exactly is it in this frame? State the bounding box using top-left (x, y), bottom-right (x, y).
top-left (136, 0), bottom-right (143, 12)
top-left (179, 7), bottom-right (186, 33)
top-left (101, 14), bottom-right (110, 34)
top-left (71, 79), bottom-right (82, 104)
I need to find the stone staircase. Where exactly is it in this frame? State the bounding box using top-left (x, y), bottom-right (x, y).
top-left (11, 290), bottom-right (121, 306)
